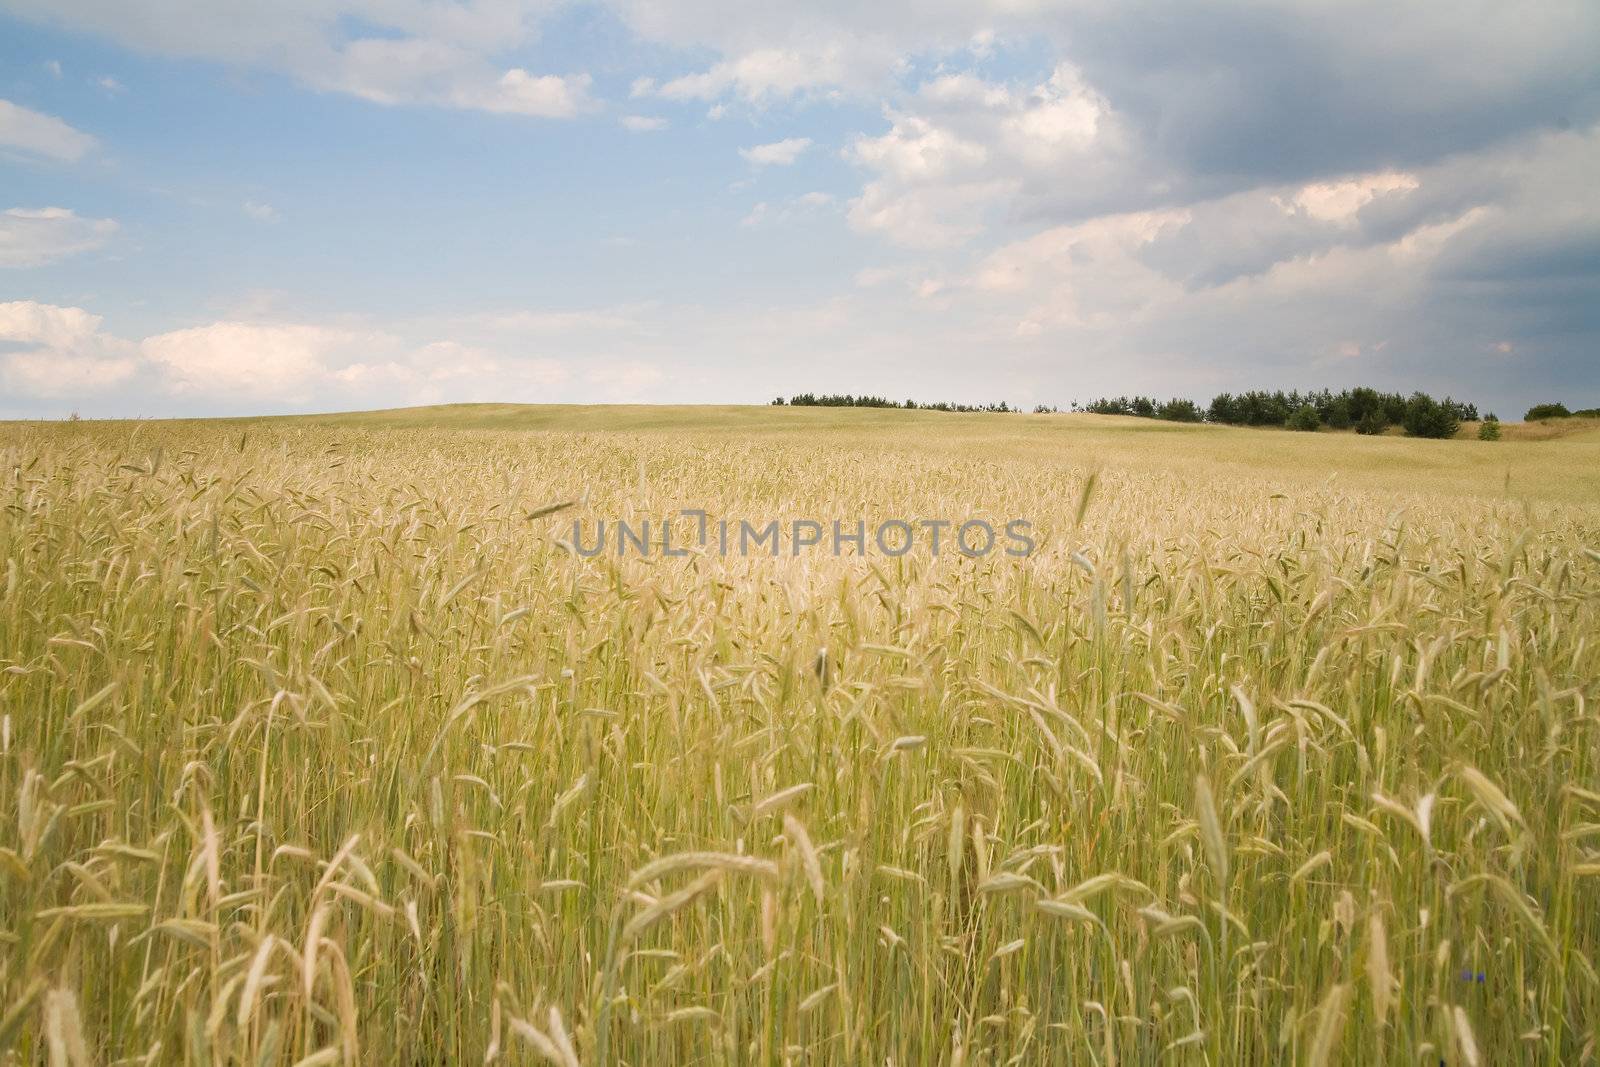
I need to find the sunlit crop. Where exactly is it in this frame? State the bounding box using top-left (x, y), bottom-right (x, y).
top-left (2, 409), bottom-right (1598, 1065)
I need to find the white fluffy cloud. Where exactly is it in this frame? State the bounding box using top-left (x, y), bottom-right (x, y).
top-left (739, 137), bottom-right (812, 166)
top-left (3, 350), bottom-right (139, 396)
top-left (0, 302), bottom-right (589, 412)
top-left (653, 44), bottom-right (897, 102)
top-left (0, 301), bottom-right (137, 397)
top-left (0, 207), bottom-right (118, 266)
top-left (0, 99), bottom-right (97, 162)
top-left (141, 323), bottom-right (367, 398)
top-left (1280, 172), bottom-right (1422, 225)
top-left (318, 37), bottom-right (592, 116)
top-left (845, 65), bottom-right (1134, 247)
top-left (1, 300), bottom-right (111, 349)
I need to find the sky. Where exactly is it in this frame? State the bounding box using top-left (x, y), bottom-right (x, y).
top-left (1, 1), bottom-right (1598, 419)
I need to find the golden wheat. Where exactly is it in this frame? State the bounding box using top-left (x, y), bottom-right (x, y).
top-left (0, 410), bottom-right (1597, 1064)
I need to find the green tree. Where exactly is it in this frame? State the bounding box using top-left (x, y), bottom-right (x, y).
top-left (1355, 410), bottom-right (1388, 436)
top-left (1286, 404), bottom-right (1321, 432)
top-left (1402, 393), bottom-right (1460, 439)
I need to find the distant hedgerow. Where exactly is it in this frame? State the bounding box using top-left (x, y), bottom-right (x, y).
top-left (779, 386), bottom-right (1495, 436)
top-left (777, 394), bottom-right (1016, 413)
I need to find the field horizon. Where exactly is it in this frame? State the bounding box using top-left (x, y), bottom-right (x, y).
top-left (11, 401), bottom-right (1600, 504)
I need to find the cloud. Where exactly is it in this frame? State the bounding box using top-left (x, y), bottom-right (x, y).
top-left (0, 207), bottom-right (118, 267)
top-left (5, 2), bottom-right (588, 119)
top-left (0, 301), bottom-right (585, 412)
top-left (1279, 171), bottom-right (1421, 225)
top-left (655, 45), bottom-right (894, 102)
top-left (0, 300), bottom-right (108, 348)
top-left (740, 136), bottom-right (813, 166)
top-left (334, 341), bottom-right (567, 399)
top-left (0, 99), bottom-right (97, 162)
top-left (621, 114), bottom-right (668, 131)
top-left (871, 123), bottom-right (1600, 407)
top-left (617, 1), bottom-right (1600, 173)
top-left (0, 301), bottom-right (138, 397)
top-left (3, 349), bottom-right (139, 396)
top-left (4, 0), bottom-right (1600, 417)
top-left (611, 2), bottom-right (1600, 245)
top-left (242, 200), bottom-right (278, 222)
top-left (586, 359), bottom-right (663, 400)
top-left (612, 1), bottom-right (978, 102)
top-left (141, 323), bottom-right (363, 398)
top-left (324, 38), bottom-right (592, 117)
top-left (476, 70), bottom-right (592, 117)
top-left (844, 65), bottom-right (1135, 247)
top-left (136, 322), bottom-right (572, 403)
top-left (740, 191), bottom-right (834, 228)
top-left (847, 179), bottom-right (1013, 248)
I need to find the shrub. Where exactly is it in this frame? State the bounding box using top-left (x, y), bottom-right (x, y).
top-left (1402, 393), bottom-right (1460, 439)
top-left (1287, 404), bottom-right (1321, 432)
top-left (1524, 402), bottom-right (1571, 421)
top-left (1477, 418), bottom-right (1501, 441)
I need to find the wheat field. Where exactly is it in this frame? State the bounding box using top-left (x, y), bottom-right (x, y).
top-left (2, 407), bottom-right (1598, 1065)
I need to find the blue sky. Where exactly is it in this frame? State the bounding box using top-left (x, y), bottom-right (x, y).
top-left (2, 1), bottom-right (1598, 417)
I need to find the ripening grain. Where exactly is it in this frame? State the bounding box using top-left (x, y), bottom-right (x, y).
top-left (1, 408), bottom-right (1597, 1064)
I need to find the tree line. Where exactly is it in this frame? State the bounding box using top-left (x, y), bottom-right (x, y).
top-left (1525, 402), bottom-right (1600, 420)
top-left (775, 394), bottom-right (1016, 413)
top-left (775, 389), bottom-right (1592, 440)
top-left (1085, 388), bottom-right (1480, 438)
